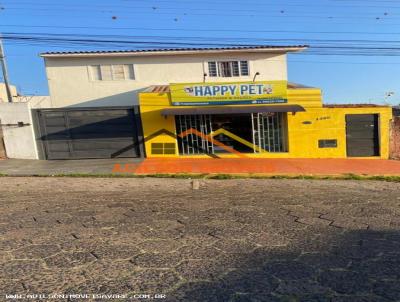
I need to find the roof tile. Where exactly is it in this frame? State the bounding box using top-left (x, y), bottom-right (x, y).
top-left (41, 45), bottom-right (308, 56)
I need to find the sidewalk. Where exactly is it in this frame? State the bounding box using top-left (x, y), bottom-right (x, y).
top-left (0, 158), bottom-right (142, 176)
top-left (1, 158), bottom-right (400, 177)
top-left (134, 158), bottom-right (400, 176)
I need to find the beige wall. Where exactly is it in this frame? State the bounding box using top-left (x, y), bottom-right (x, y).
top-left (0, 84), bottom-right (51, 108)
top-left (0, 84), bottom-right (18, 103)
top-left (44, 52), bottom-right (288, 108)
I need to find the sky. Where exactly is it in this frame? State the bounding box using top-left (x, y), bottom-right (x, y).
top-left (1, 0), bottom-right (400, 105)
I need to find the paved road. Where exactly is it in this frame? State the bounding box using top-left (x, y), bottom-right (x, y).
top-left (0, 177), bottom-right (400, 302)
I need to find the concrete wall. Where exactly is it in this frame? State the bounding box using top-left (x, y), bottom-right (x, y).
top-left (0, 103), bottom-right (38, 159)
top-left (44, 52), bottom-right (287, 108)
top-left (0, 83), bottom-right (51, 108)
top-left (390, 116), bottom-right (400, 160)
top-left (287, 107), bottom-right (391, 159)
top-left (14, 95), bottom-right (52, 109)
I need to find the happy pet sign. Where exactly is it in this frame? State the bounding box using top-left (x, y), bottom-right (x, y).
top-left (170, 81), bottom-right (288, 106)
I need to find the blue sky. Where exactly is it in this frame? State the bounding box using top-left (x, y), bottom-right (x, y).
top-left (1, 0), bottom-right (400, 105)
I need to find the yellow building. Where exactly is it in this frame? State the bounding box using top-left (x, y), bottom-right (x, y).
top-left (139, 81), bottom-right (391, 159)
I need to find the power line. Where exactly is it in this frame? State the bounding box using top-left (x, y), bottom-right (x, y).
top-left (4, 31), bottom-right (400, 46)
top-left (0, 4), bottom-right (398, 25)
top-left (6, 0), bottom-right (400, 10)
top-left (3, 33), bottom-right (400, 57)
top-left (2, 3), bottom-right (399, 17)
top-left (0, 9), bottom-right (398, 24)
top-left (1, 24), bottom-right (400, 36)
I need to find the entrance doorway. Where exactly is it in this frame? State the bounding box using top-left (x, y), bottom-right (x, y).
top-left (211, 114), bottom-right (254, 153)
top-left (346, 114), bottom-right (380, 157)
top-left (175, 113), bottom-right (288, 155)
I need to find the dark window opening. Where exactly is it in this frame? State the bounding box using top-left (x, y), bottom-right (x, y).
top-left (211, 114), bottom-right (254, 153)
top-left (175, 113), bottom-right (288, 155)
top-left (319, 139), bottom-right (338, 148)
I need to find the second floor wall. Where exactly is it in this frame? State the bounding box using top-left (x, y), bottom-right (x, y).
top-left (44, 52), bottom-right (288, 108)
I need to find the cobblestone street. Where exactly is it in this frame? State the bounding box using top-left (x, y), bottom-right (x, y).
top-left (1, 177), bottom-right (400, 302)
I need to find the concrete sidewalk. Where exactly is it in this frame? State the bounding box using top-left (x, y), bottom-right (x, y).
top-left (0, 158), bottom-right (142, 176)
top-left (134, 158), bottom-right (400, 176)
top-left (1, 157), bottom-right (400, 176)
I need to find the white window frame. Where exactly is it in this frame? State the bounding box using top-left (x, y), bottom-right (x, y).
top-left (88, 64), bottom-right (135, 81)
top-left (207, 60), bottom-right (250, 78)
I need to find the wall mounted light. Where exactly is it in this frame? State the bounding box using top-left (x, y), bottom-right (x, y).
top-left (253, 72), bottom-right (260, 82)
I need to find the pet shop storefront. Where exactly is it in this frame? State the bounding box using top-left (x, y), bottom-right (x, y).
top-left (138, 81), bottom-right (392, 159)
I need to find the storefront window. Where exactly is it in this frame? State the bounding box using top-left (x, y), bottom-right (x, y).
top-left (211, 114), bottom-right (254, 153)
top-left (175, 113), bottom-right (288, 155)
top-left (175, 115), bottom-right (215, 155)
top-left (252, 112), bottom-right (288, 153)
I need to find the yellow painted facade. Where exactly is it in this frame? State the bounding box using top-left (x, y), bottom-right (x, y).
top-left (139, 83), bottom-right (392, 159)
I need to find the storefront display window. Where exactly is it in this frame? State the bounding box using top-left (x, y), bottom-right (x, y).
top-left (175, 113), bottom-right (288, 155)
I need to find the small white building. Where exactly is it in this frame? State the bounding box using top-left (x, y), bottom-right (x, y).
top-left (0, 83), bottom-right (51, 159)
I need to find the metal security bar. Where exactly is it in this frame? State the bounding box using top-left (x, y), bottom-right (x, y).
top-left (252, 112), bottom-right (288, 153)
top-left (176, 115), bottom-right (214, 155)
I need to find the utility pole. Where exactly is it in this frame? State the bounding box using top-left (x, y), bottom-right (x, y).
top-left (0, 38), bottom-right (13, 103)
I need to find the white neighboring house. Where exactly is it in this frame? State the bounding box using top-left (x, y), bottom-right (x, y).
top-left (41, 45), bottom-right (307, 108)
top-left (0, 102), bottom-right (38, 159)
top-left (13, 95), bottom-right (52, 109)
top-left (0, 83), bottom-right (51, 159)
top-left (0, 82), bottom-right (51, 108)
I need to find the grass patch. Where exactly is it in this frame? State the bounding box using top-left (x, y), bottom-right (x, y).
top-left (149, 173), bottom-right (208, 179)
top-left (206, 174), bottom-right (400, 182)
top-left (206, 174), bottom-right (243, 180)
top-left (342, 173), bottom-right (364, 180)
top-left (366, 175), bottom-right (400, 182)
top-left (1, 172), bottom-right (400, 182)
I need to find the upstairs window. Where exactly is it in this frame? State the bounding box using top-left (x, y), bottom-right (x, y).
top-left (208, 61), bottom-right (249, 77)
top-left (89, 64), bottom-right (135, 81)
top-left (239, 61), bottom-right (249, 76)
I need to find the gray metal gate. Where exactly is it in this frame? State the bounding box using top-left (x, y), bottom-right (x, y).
top-left (34, 107), bottom-right (143, 160)
top-left (175, 114), bottom-right (214, 155)
top-left (252, 112), bottom-right (288, 153)
top-left (346, 114), bottom-right (379, 157)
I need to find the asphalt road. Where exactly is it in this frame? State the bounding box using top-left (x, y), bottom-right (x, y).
top-left (0, 177), bottom-right (400, 302)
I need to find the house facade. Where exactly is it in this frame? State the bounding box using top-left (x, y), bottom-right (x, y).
top-left (27, 46), bottom-right (392, 160)
top-left (42, 46), bottom-right (294, 107)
